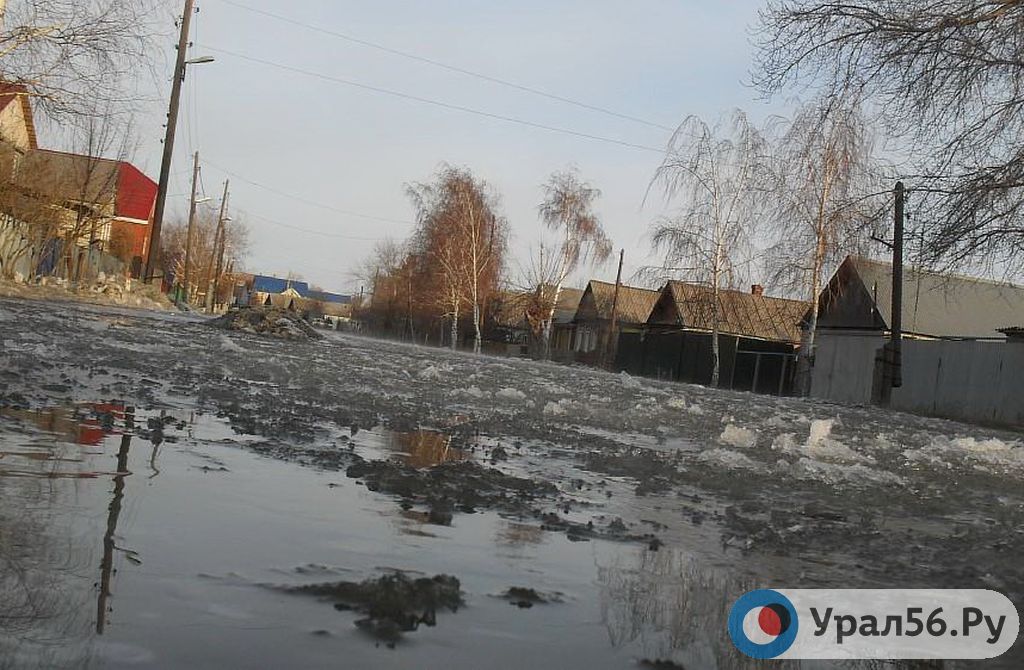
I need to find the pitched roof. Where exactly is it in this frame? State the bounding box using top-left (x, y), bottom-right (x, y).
top-left (306, 289), bottom-right (351, 304)
top-left (553, 287), bottom-right (584, 325)
top-left (252, 275), bottom-right (310, 296)
top-left (830, 255), bottom-right (1024, 339)
top-left (15, 149), bottom-right (156, 220)
top-left (577, 280), bottom-right (660, 324)
top-left (651, 281), bottom-right (809, 344)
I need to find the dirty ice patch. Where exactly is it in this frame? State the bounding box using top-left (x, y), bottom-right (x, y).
top-left (905, 435), bottom-right (1024, 474)
top-left (619, 371), bottom-right (642, 389)
top-left (719, 424), bottom-right (757, 449)
top-left (665, 396), bottom-right (688, 411)
top-left (219, 335), bottom-right (247, 353)
top-left (495, 387), bottom-right (527, 401)
top-left (543, 398), bottom-right (579, 416)
top-left (458, 385), bottom-right (491, 399)
top-left (698, 448), bottom-right (759, 470)
top-left (777, 457), bottom-right (903, 487)
top-left (418, 363), bottom-right (452, 381)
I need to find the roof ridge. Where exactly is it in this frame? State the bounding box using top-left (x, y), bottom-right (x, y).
top-left (850, 254), bottom-right (1024, 292)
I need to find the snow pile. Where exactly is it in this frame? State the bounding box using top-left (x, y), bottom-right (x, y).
top-left (719, 424), bottom-right (757, 449)
top-left (459, 385), bottom-right (490, 399)
top-left (208, 307), bottom-right (323, 341)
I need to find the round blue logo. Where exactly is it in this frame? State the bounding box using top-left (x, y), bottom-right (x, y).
top-left (728, 589), bottom-right (799, 659)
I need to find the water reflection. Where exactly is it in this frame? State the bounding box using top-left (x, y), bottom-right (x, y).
top-left (384, 429), bottom-right (466, 469)
top-left (97, 433), bottom-right (133, 635)
top-left (598, 548), bottom-right (952, 670)
top-left (0, 403), bottom-right (129, 447)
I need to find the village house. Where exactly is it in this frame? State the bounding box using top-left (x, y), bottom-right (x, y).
top-left (809, 255), bottom-right (1024, 427)
top-left (485, 286), bottom-right (584, 358)
top-left (0, 83), bottom-right (157, 281)
top-left (619, 282), bottom-right (810, 395)
top-left (571, 280), bottom-right (660, 365)
top-left (239, 273), bottom-right (352, 325)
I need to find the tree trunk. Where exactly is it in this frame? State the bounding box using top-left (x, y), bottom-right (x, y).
top-left (542, 281), bottom-right (564, 360)
top-left (472, 301), bottom-right (482, 354)
top-left (710, 289), bottom-right (721, 388)
top-left (450, 311), bottom-right (459, 351)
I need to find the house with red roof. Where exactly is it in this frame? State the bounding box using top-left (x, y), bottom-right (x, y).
top-left (0, 83), bottom-right (157, 279)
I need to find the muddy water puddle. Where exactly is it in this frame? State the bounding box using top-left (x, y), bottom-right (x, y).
top-left (0, 406), bottom-right (756, 669)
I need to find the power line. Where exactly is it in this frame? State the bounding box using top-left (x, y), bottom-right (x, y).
top-left (201, 157), bottom-right (415, 226)
top-left (198, 44), bottom-right (666, 155)
top-left (215, 0), bottom-right (676, 133)
top-left (244, 210), bottom-right (383, 241)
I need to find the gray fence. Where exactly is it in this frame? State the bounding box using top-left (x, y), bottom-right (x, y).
top-left (811, 332), bottom-right (1024, 428)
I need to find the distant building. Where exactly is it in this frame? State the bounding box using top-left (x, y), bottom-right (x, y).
top-left (620, 282), bottom-right (809, 395)
top-left (241, 273), bottom-right (352, 325)
top-left (0, 83), bottom-right (157, 280)
top-left (810, 255), bottom-right (1024, 426)
top-left (572, 280), bottom-right (660, 364)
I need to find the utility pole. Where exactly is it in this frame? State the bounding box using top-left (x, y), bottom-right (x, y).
top-left (205, 180), bottom-right (230, 313)
top-left (144, 0), bottom-right (198, 284)
top-left (181, 151), bottom-right (201, 304)
top-left (890, 181), bottom-right (905, 389)
top-left (604, 248), bottom-right (625, 369)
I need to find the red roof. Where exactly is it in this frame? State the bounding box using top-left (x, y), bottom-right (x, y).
top-left (115, 161), bottom-right (157, 222)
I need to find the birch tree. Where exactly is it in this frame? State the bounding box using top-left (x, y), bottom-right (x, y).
top-left (755, 0), bottom-right (1024, 274)
top-left (407, 165), bottom-right (505, 352)
top-left (537, 170), bottom-right (611, 359)
top-left (0, 0), bottom-right (158, 121)
top-left (765, 96), bottom-right (882, 394)
top-left (647, 111), bottom-right (771, 387)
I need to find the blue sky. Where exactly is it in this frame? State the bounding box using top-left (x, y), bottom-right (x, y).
top-left (133, 0), bottom-right (786, 294)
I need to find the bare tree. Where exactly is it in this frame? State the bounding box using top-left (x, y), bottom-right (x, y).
top-left (765, 96), bottom-right (883, 393)
top-left (0, 0), bottom-right (159, 122)
top-left (755, 0), bottom-right (1024, 274)
top-left (407, 165), bottom-right (506, 352)
top-left (537, 169), bottom-right (611, 358)
top-left (645, 111), bottom-right (772, 387)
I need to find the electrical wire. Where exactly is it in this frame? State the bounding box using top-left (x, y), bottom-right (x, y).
top-left (214, 0), bottom-right (676, 133)
top-left (244, 211), bottom-right (382, 241)
top-left (202, 157), bottom-right (415, 226)
top-left (197, 44), bottom-right (666, 155)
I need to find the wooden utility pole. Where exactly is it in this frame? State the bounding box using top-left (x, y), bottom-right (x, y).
top-left (181, 151), bottom-right (200, 303)
top-left (604, 248), bottom-right (625, 368)
top-left (890, 181), bottom-right (905, 389)
top-left (205, 180), bottom-right (230, 313)
top-left (144, 0), bottom-right (197, 284)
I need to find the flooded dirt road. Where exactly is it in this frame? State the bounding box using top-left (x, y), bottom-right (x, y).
top-left (1, 297), bottom-right (1022, 668)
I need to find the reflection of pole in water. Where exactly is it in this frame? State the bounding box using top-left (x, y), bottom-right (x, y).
top-left (96, 433), bottom-right (131, 635)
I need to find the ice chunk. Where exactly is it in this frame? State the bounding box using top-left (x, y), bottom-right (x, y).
top-left (619, 371), bottom-right (641, 389)
top-left (665, 397), bottom-right (688, 410)
top-left (719, 424), bottom-right (757, 449)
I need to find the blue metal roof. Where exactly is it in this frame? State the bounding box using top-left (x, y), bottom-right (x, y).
top-left (306, 290), bottom-right (352, 304)
top-left (252, 275), bottom-right (309, 296)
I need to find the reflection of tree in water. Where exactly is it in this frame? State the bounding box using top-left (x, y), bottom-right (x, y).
top-left (598, 549), bottom-right (946, 670)
top-left (496, 520), bottom-right (544, 548)
top-left (599, 548), bottom-right (759, 669)
top-left (0, 447), bottom-right (95, 669)
top-left (389, 430), bottom-right (465, 469)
